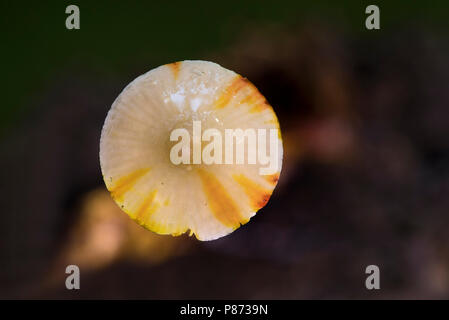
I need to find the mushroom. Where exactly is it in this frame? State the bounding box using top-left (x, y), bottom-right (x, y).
top-left (100, 60), bottom-right (283, 240)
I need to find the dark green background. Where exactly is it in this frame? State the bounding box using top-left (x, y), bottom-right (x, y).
top-left (1, 0), bottom-right (448, 136)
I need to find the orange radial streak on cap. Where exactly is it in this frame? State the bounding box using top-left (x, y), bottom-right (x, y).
top-left (233, 174), bottom-right (272, 211)
top-left (109, 168), bottom-right (150, 202)
top-left (197, 168), bottom-right (245, 229)
top-left (240, 91), bottom-right (264, 106)
top-left (135, 189), bottom-right (159, 222)
top-left (214, 76), bottom-right (249, 109)
top-left (238, 82), bottom-right (271, 113)
top-left (168, 62), bottom-right (181, 80)
top-left (249, 98), bottom-right (271, 113)
top-left (264, 173), bottom-right (280, 186)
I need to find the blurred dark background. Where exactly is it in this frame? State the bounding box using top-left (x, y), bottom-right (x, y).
top-left (1, 0), bottom-right (449, 299)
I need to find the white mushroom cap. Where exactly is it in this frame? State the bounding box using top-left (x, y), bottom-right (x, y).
top-left (100, 60), bottom-right (283, 241)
